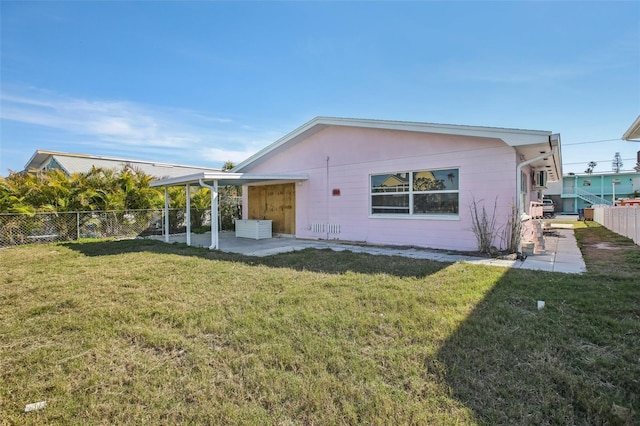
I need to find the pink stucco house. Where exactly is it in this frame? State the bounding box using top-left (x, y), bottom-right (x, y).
top-left (152, 117), bottom-right (562, 252)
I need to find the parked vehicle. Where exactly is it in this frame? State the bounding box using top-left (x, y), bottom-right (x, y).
top-left (542, 199), bottom-right (555, 218)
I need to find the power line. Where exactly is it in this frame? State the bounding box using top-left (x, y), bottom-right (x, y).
top-left (563, 138), bottom-right (623, 146)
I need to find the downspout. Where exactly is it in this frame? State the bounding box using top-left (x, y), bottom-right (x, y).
top-left (325, 156), bottom-right (330, 240)
top-left (186, 184), bottom-right (191, 246)
top-left (199, 179), bottom-right (219, 250)
top-left (515, 135), bottom-right (558, 252)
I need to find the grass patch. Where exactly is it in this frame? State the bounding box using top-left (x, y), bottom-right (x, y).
top-left (1, 224), bottom-right (638, 424)
top-left (575, 221), bottom-right (640, 278)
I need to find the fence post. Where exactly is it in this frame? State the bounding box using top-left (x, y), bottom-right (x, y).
top-left (76, 212), bottom-right (80, 241)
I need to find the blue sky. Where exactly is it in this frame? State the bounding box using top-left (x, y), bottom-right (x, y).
top-left (1, 1), bottom-right (639, 176)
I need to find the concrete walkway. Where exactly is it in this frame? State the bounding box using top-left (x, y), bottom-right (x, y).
top-left (146, 225), bottom-right (586, 274)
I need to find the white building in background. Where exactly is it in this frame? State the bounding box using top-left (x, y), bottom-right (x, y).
top-left (23, 150), bottom-right (219, 178)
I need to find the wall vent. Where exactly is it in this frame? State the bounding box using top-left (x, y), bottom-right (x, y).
top-left (312, 223), bottom-right (341, 234)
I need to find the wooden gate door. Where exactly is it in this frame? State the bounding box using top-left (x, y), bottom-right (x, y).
top-left (247, 183), bottom-right (295, 235)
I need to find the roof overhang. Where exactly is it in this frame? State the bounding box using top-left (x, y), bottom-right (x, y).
top-left (515, 133), bottom-right (563, 182)
top-left (24, 150), bottom-right (56, 171)
top-left (150, 171), bottom-right (308, 187)
top-left (622, 115), bottom-right (640, 141)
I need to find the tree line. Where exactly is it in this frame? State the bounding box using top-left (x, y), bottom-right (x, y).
top-left (0, 165), bottom-right (240, 230)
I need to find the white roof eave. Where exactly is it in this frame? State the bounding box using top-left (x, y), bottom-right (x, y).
top-left (515, 134), bottom-right (562, 182)
top-left (150, 172), bottom-right (309, 187)
top-left (233, 116), bottom-right (553, 172)
top-left (622, 115), bottom-right (640, 141)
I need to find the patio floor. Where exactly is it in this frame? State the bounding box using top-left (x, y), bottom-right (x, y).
top-left (144, 225), bottom-right (586, 274)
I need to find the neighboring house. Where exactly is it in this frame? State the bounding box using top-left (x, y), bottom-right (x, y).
top-left (24, 150), bottom-right (220, 178)
top-left (544, 171), bottom-right (640, 213)
top-left (152, 117), bottom-right (562, 252)
top-left (542, 114), bottom-right (640, 213)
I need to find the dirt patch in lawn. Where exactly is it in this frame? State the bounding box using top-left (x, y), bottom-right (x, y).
top-left (576, 224), bottom-right (640, 277)
top-left (592, 242), bottom-right (622, 250)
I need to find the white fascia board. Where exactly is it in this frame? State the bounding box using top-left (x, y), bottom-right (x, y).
top-left (24, 151), bottom-right (42, 170)
top-left (24, 151), bottom-right (71, 176)
top-left (554, 133), bottom-right (563, 180)
top-left (150, 172), bottom-right (208, 187)
top-left (233, 118), bottom-right (329, 172)
top-left (233, 116), bottom-right (552, 172)
top-left (25, 150), bottom-right (95, 170)
top-left (622, 115), bottom-right (640, 141)
top-left (315, 116), bottom-right (552, 146)
top-left (24, 150), bottom-right (53, 170)
top-left (150, 172), bottom-right (308, 187)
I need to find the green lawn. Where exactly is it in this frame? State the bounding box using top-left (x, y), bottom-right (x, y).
top-left (1, 223), bottom-right (638, 425)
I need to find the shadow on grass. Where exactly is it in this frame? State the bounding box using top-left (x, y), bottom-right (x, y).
top-left (435, 238), bottom-right (640, 424)
top-left (60, 238), bottom-right (450, 279)
top-left (59, 231), bottom-right (640, 423)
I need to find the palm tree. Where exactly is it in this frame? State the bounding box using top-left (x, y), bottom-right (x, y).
top-left (119, 166), bottom-right (163, 210)
top-left (447, 172), bottom-right (455, 184)
top-left (0, 172), bottom-right (36, 214)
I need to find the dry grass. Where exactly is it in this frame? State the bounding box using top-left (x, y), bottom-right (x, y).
top-left (1, 224), bottom-right (639, 425)
top-left (575, 220), bottom-right (640, 278)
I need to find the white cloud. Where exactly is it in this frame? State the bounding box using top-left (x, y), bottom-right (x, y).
top-left (90, 117), bottom-right (143, 137)
top-left (0, 86), bottom-right (275, 166)
top-left (199, 146), bottom-right (261, 164)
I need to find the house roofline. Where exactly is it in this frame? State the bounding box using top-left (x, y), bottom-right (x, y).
top-left (233, 116), bottom-right (554, 172)
top-left (622, 115), bottom-right (640, 141)
top-left (24, 149), bottom-right (220, 172)
top-left (307, 116), bottom-right (551, 138)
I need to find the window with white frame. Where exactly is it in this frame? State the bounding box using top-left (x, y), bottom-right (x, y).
top-left (371, 168), bottom-right (459, 216)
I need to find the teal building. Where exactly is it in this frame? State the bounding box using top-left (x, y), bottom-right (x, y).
top-left (544, 171), bottom-right (640, 213)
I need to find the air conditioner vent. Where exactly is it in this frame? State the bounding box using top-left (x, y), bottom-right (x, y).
top-left (533, 170), bottom-right (547, 189)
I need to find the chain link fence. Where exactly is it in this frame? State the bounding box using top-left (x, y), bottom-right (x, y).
top-left (0, 208), bottom-right (226, 248)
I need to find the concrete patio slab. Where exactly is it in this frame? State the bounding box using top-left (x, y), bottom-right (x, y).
top-left (144, 226), bottom-right (587, 274)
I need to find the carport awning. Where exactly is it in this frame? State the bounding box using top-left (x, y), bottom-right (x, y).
top-left (150, 171), bottom-right (307, 250)
top-left (150, 171), bottom-right (308, 187)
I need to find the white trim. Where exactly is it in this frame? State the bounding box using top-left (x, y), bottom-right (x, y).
top-left (369, 167), bottom-right (460, 217)
top-left (150, 172), bottom-right (308, 187)
top-left (197, 179), bottom-right (219, 250)
top-left (622, 115), bottom-right (640, 141)
top-left (164, 187), bottom-right (169, 243)
top-left (186, 184), bottom-right (191, 246)
top-left (368, 214), bottom-right (460, 221)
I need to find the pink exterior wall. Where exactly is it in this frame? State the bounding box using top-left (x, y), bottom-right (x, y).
top-left (242, 126), bottom-right (519, 251)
